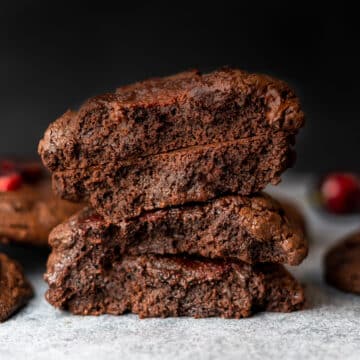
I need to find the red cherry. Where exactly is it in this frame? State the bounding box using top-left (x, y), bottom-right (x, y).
top-left (0, 172), bottom-right (23, 192)
top-left (320, 173), bottom-right (360, 214)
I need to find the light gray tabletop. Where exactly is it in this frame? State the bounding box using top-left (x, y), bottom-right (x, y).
top-left (1, 175), bottom-right (359, 360)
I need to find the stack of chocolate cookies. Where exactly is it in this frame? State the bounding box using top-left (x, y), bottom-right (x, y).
top-left (39, 68), bottom-right (307, 318)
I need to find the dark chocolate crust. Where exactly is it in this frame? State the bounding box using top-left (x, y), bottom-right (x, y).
top-left (278, 198), bottom-right (307, 236)
top-left (39, 68), bottom-right (304, 172)
top-left (0, 179), bottom-right (83, 246)
top-left (325, 231), bottom-right (360, 294)
top-left (49, 193), bottom-right (307, 265)
top-left (45, 252), bottom-right (305, 318)
top-left (52, 134), bottom-right (293, 221)
top-left (0, 253), bottom-right (33, 322)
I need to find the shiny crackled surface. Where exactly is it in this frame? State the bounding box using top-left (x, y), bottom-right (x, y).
top-left (47, 192), bottom-right (307, 266)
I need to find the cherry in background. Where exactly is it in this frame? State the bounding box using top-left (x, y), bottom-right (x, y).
top-left (320, 173), bottom-right (360, 214)
top-left (0, 160), bottom-right (43, 192)
top-left (0, 172), bottom-right (23, 191)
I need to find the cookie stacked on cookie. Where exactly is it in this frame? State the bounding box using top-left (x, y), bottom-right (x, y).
top-left (39, 68), bottom-right (307, 318)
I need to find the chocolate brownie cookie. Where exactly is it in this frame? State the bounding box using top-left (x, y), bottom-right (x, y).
top-left (0, 160), bottom-right (82, 246)
top-left (325, 231), bottom-right (360, 294)
top-left (50, 193), bottom-right (307, 265)
top-left (39, 68), bottom-right (304, 172)
top-left (52, 134), bottom-right (293, 221)
top-left (278, 198), bottom-right (307, 235)
top-left (0, 253), bottom-right (33, 322)
top-left (45, 252), bottom-right (305, 318)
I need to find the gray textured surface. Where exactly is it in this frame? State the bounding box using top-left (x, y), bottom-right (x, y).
top-left (1, 176), bottom-right (360, 360)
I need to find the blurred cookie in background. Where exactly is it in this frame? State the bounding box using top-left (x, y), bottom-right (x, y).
top-left (0, 252), bottom-right (33, 322)
top-left (0, 159), bottom-right (83, 246)
top-left (325, 231), bottom-right (360, 294)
